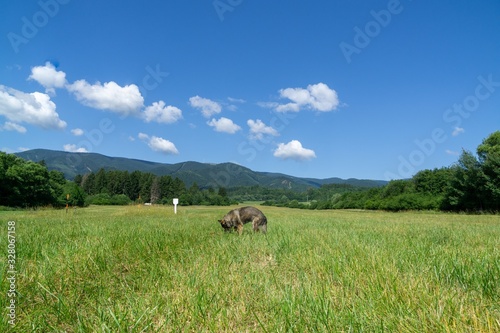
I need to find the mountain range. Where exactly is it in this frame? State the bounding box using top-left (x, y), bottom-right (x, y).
top-left (15, 149), bottom-right (387, 191)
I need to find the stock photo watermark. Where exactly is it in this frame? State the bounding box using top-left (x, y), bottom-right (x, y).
top-left (138, 64), bottom-right (169, 99)
top-left (213, 0), bottom-right (243, 22)
top-left (206, 110), bottom-right (297, 188)
top-left (6, 221), bottom-right (17, 327)
top-left (384, 74), bottom-right (499, 180)
top-left (237, 111), bottom-right (297, 162)
top-left (65, 118), bottom-right (115, 165)
top-left (339, 0), bottom-right (410, 64)
top-left (7, 0), bottom-right (71, 54)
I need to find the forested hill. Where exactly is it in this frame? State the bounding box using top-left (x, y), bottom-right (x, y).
top-left (15, 149), bottom-right (386, 190)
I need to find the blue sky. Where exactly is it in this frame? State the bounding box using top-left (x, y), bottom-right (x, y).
top-left (1, 0), bottom-right (499, 180)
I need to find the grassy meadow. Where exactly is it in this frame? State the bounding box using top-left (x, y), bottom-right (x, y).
top-left (1, 205), bottom-right (499, 332)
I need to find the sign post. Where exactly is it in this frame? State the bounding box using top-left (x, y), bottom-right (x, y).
top-left (173, 198), bottom-right (179, 214)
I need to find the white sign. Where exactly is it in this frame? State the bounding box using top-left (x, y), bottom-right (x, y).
top-left (173, 198), bottom-right (179, 214)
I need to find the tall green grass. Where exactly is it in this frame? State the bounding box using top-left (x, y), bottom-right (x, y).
top-left (1, 206), bottom-right (499, 332)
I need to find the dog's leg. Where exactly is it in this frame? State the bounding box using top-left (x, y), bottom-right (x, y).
top-left (252, 219), bottom-right (260, 232)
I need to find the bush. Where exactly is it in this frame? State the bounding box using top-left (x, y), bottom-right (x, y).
top-left (87, 193), bottom-right (112, 205)
top-left (112, 194), bottom-right (131, 205)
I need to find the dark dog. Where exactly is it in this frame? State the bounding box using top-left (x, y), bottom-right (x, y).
top-left (218, 206), bottom-right (268, 234)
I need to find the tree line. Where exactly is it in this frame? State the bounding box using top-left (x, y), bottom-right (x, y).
top-left (0, 153), bottom-right (232, 208)
top-left (264, 131), bottom-right (500, 212)
top-left (1, 131), bottom-right (498, 212)
top-left (0, 153), bottom-right (73, 208)
top-left (74, 169), bottom-right (233, 206)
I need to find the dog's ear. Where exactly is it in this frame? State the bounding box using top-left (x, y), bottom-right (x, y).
top-left (218, 219), bottom-right (223, 224)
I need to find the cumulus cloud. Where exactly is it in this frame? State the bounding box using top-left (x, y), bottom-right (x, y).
top-left (452, 127), bottom-right (465, 136)
top-left (63, 144), bottom-right (88, 153)
top-left (189, 95), bottom-right (222, 118)
top-left (138, 133), bottom-right (179, 155)
top-left (1, 122), bottom-right (27, 133)
top-left (0, 85), bottom-right (67, 130)
top-left (266, 82), bottom-right (339, 113)
top-left (71, 128), bottom-right (84, 136)
top-left (247, 119), bottom-right (279, 140)
top-left (26, 63), bottom-right (186, 125)
top-left (66, 80), bottom-right (144, 116)
top-left (142, 101), bottom-right (182, 124)
top-left (207, 117), bottom-right (241, 134)
top-left (273, 140), bottom-right (316, 161)
top-left (28, 62), bottom-right (67, 95)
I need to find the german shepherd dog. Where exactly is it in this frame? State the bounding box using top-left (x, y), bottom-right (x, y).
top-left (218, 206), bottom-right (268, 234)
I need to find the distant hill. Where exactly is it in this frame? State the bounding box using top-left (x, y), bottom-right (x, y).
top-left (15, 149), bottom-right (387, 190)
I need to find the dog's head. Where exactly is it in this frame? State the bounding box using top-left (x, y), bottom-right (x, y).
top-left (218, 218), bottom-right (232, 231)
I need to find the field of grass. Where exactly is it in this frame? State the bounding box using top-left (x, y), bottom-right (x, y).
top-left (1, 205), bottom-right (499, 332)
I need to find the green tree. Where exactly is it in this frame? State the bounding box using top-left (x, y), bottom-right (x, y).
top-left (81, 172), bottom-right (96, 195)
top-left (61, 181), bottom-right (87, 207)
top-left (443, 150), bottom-right (485, 211)
top-left (150, 177), bottom-right (161, 204)
top-left (171, 177), bottom-right (186, 197)
top-left (218, 187), bottom-right (228, 198)
top-left (49, 170), bottom-right (66, 205)
top-left (159, 175), bottom-right (173, 200)
top-left (73, 174), bottom-right (83, 186)
top-left (0, 152), bottom-right (22, 205)
top-left (127, 171), bottom-right (142, 200)
top-left (6, 160), bottom-right (54, 207)
top-left (139, 173), bottom-right (155, 202)
top-left (477, 131), bottom-right (500, 211)
top-left (94, 168), bottom-right (108, 193)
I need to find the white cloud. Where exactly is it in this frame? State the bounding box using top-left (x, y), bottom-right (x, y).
top-left (138, 133), bottom-right (179, 155)
top-left (452, 127), bottom-right (465, 136)
top-left (71, 128), bottom-right (84, 136)
top-left (446, 149), bottom-right (460, 156)
top-left (276, 102), bottom-right (301, 113)
top-left (226, 97), bottom-right (246, 111)
top-left (1, 122), bottom-right (27, 133)
top-left (207, 117), bottom-right (241, 134)
top-left (66, 80), bottom-right (144, 115)
top-left (268, 82), bottom-right (339, 113)
top-left (26, 63), bottom-right (185, 125)
top-left (247, 119), bottom-right (279, 140)
top-left (189, 95), bottom-right (222, 118)
top-left (148, 136), bottom-right (179, 155)
top-left (142, 101), bottom-right (182, 124)
top-left (227, 97), bottom-right (246, 103)
top-left (273, 140), bottom-right (316, 161)
top-left (28, 62), bottom-right (67, 95)
top-left (63, 144), bottom-right (88, 153)
top-left (0, 85), bottom-right (67, 130)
